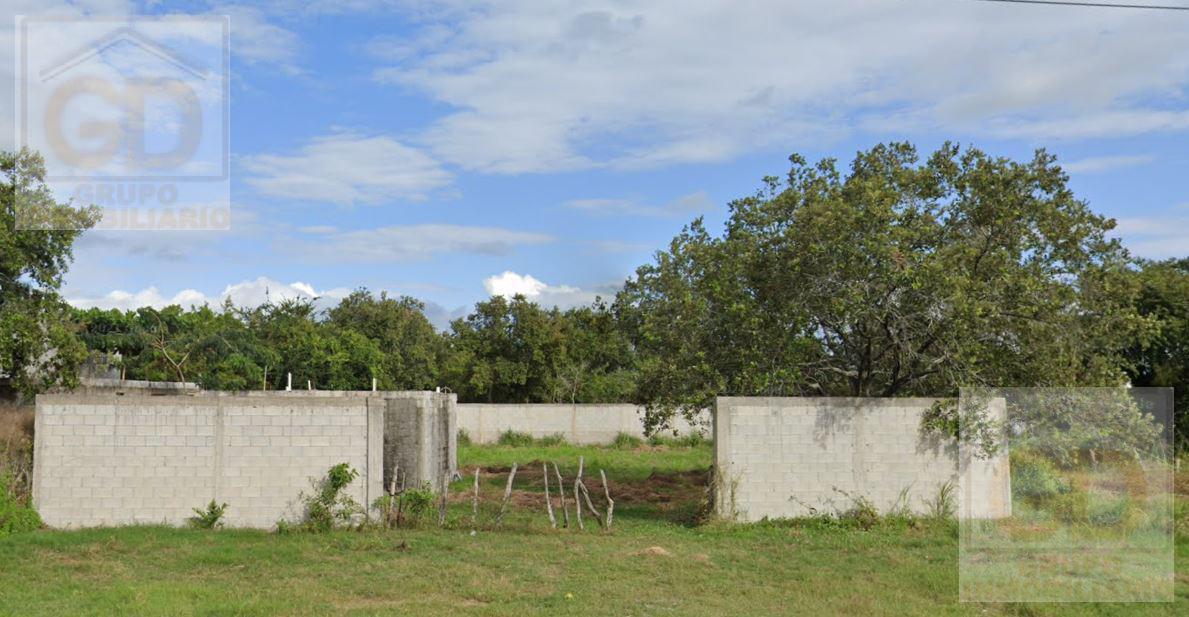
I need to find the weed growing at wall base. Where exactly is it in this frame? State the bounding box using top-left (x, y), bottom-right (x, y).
top-left (299, 463), bottom-right (362, 533)
top-left (188, 501), bottom-right (228, 530)
top-left (0, 470), bottom-right (41, 538)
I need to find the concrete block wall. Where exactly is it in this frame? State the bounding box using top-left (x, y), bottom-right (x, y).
top-left (382, 392), bottom-right (458, 491)
top-left (456, 404), bottom-right (709, 445)
top-left (713, 397), bottom-right (1011, 522)
top-left (33, 391), bottom-right (455, 529)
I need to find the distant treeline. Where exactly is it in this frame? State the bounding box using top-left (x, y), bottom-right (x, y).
top-left (72, 292), bottom-right (639, 406)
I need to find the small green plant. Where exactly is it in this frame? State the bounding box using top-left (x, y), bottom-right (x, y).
top-left (1050, 490), bottom-right (1089, 524)
top-left (374, 482), bottom-right (437, 528)
top-left (839, 495), bottom-right (880, 530)
top-left (401, 482), bottom-right (436, 519)
top-left (1087, 495), bottom-right (1131, 528)
top-left (301, 463), bottom-right (362, 532)
top-left (647, 432), bottom-right (709, 448)
top-left (537, 433), bottom-right (567, 447)
top-left (925, 482), bottom-right (956, 520)
top-left (457, 429), bottom-right (472, 447)
top-left (188, 500), bottom-right (228, 530)
top-left (0, 470), bottom-right (41, 538)
top-left (496, 430), bottom-right (535, 447)
top-left (1011, 449), bottom-right (1070, 504)
top-left (611, 432), bottom-right (644, 450)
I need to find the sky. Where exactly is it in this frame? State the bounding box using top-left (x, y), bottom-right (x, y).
top-left (2, 0), bottom-right (1187, 328)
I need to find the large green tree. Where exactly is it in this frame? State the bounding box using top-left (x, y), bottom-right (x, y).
top-left (325, 289), bottom-right (444, 390)
top-left (443, 296), bottom-right (564, 403)
top-left (1, 149), bottom-right (98, 394)
top-left (618, 143), bottom-right (1151, 430)
top-left (1127, 258), bottom-right (1189, 452)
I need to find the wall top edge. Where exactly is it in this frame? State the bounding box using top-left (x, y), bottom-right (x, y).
top-left (37, 391), bottom-right (454, 407)
top-left (715, 396), bottom-right (947, 408)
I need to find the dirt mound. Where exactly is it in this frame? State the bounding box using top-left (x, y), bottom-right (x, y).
top-left (631, 546), bottom-right (673, 557)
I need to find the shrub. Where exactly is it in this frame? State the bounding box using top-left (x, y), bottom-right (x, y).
top-left (611, 432), bottom-right (644, 450)
top-left (374, 482), bottom-right (437, 528)
top-left (401, 483), bottom-right (436, 520)
top-left (1050, 490), bottom-right (1089, 524)
top-left (0, 470), bottom-right (41, 538)
top-left (188, 500), bottom-right (229, 530)
top-left (647, 432), bottom-right (709, 448)
top-left (302, 463), bottom-right (362, 532)
top-left (496, 430), bottom-right (535, 447)
top-left (839, 495), bottom-right (880, 530)
top-left (1087, 495), bottom-right (1130, 528)
top-left (457, 429), bottom-right (472, 447)
top-left (537, 433), bottom-right (567, 447)
top-left (1011, 450), bottom-right (1070, 504)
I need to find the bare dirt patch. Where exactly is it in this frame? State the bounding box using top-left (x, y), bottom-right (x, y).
top-left (630, 546), bottom-right (673, 557)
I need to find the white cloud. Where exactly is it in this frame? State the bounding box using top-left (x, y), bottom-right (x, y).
top-left (1114, 209), bottom-right (1189, 260)
top-left (483, 271), bottom-right (598, 308)
top-left (1062, 154), bottom-right (1155, 174)
top-left (242, 132), bottom-right (452, 205)
top-left (566, 190), bottom-right (714, 218)
top-left (66, 277), bottom-right (352, 311)
top-left (368, 0), bottom-right (1189, 173)
top-left (284, 224), bottom-right (554, 263)
top-left (216, 5), bottom-right (301, 71)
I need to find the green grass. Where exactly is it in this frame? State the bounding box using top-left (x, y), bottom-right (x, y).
top-left (1, 441), bottom-right (1186, 616)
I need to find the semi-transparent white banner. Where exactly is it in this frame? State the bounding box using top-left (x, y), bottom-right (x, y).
top-left (959, 387), bottom-right (1174, 603)
top-left (15, 15), bottom-right (230, 231)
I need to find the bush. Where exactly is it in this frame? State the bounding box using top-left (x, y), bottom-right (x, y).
top-left (188, 500), bottom-right (228, 530)
top-left (374, 482), bottom-right (437, 529)
top-left (0, 470), bottom-right (41, 538)
top-left (611, 432), bottom-right (644, 449)
top-left (1050, 490), bottom-right (1089, 524)
top-left (496, 430), bottom-right (535, 447)
top-left (537, 433), bottom-right (567, 447)
top-left (1011, 450), bottom-right (1070, 504)
top-left (401, 483), bottom-right (436, 520)
top-left (647, 432), bottom-right (709, 448)
top-left (457, 429), bottom-right (472, 447)
top-left (301, 463), bottom-right (362, 532)
top-left (1087, 495), bottom-right (1130, 528)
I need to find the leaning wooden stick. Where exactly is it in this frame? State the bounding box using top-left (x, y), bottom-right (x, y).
top-left (387, 462), bottom-right (399, 526)
top-left (495, 463), bottom-right (518, 526)
top-left (472, 468), bottom-right (480, 529)
top-left (574, 456), bottom-right (585, 530)
top-left (553, 462), bottom-right (570, 528)
top-left (578, 480), bottom-right (604, 528)
top-left (437, 472), bottom-right (449, 526)
top-left (600, 469), bottom-right (614, 529)
top-left (543, 463), bottom-right (557, 528)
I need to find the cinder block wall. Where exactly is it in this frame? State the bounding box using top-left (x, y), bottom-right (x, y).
top-left (33, 391), bottom-right (455, 529)
top-left (382, 392), bottom-right (458, 492)
top-left (713, 397), bottom-right (1011, 522)
top-left (456, 404), bottom-right (709, 445)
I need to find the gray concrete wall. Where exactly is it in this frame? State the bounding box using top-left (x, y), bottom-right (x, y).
top-left (457, 403), bottom-right (709, 445)
top-left (32, 391), bottom-right (455, 529)
top-left (382, 392), bottom-right (458, 492)
top-left (713, 397), bottom-right (1011, 522)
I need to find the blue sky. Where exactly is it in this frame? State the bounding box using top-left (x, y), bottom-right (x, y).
top-left (4, 0), bottom-right (1187, 328)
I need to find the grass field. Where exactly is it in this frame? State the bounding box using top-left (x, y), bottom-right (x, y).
top-left (1, 439), bottom-right (1186, 616)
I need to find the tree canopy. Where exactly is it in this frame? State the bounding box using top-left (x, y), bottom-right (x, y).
top-left (0, 149), bottom-right (99, 394)
top-left (617, 143), bottom-right (1151, 430)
